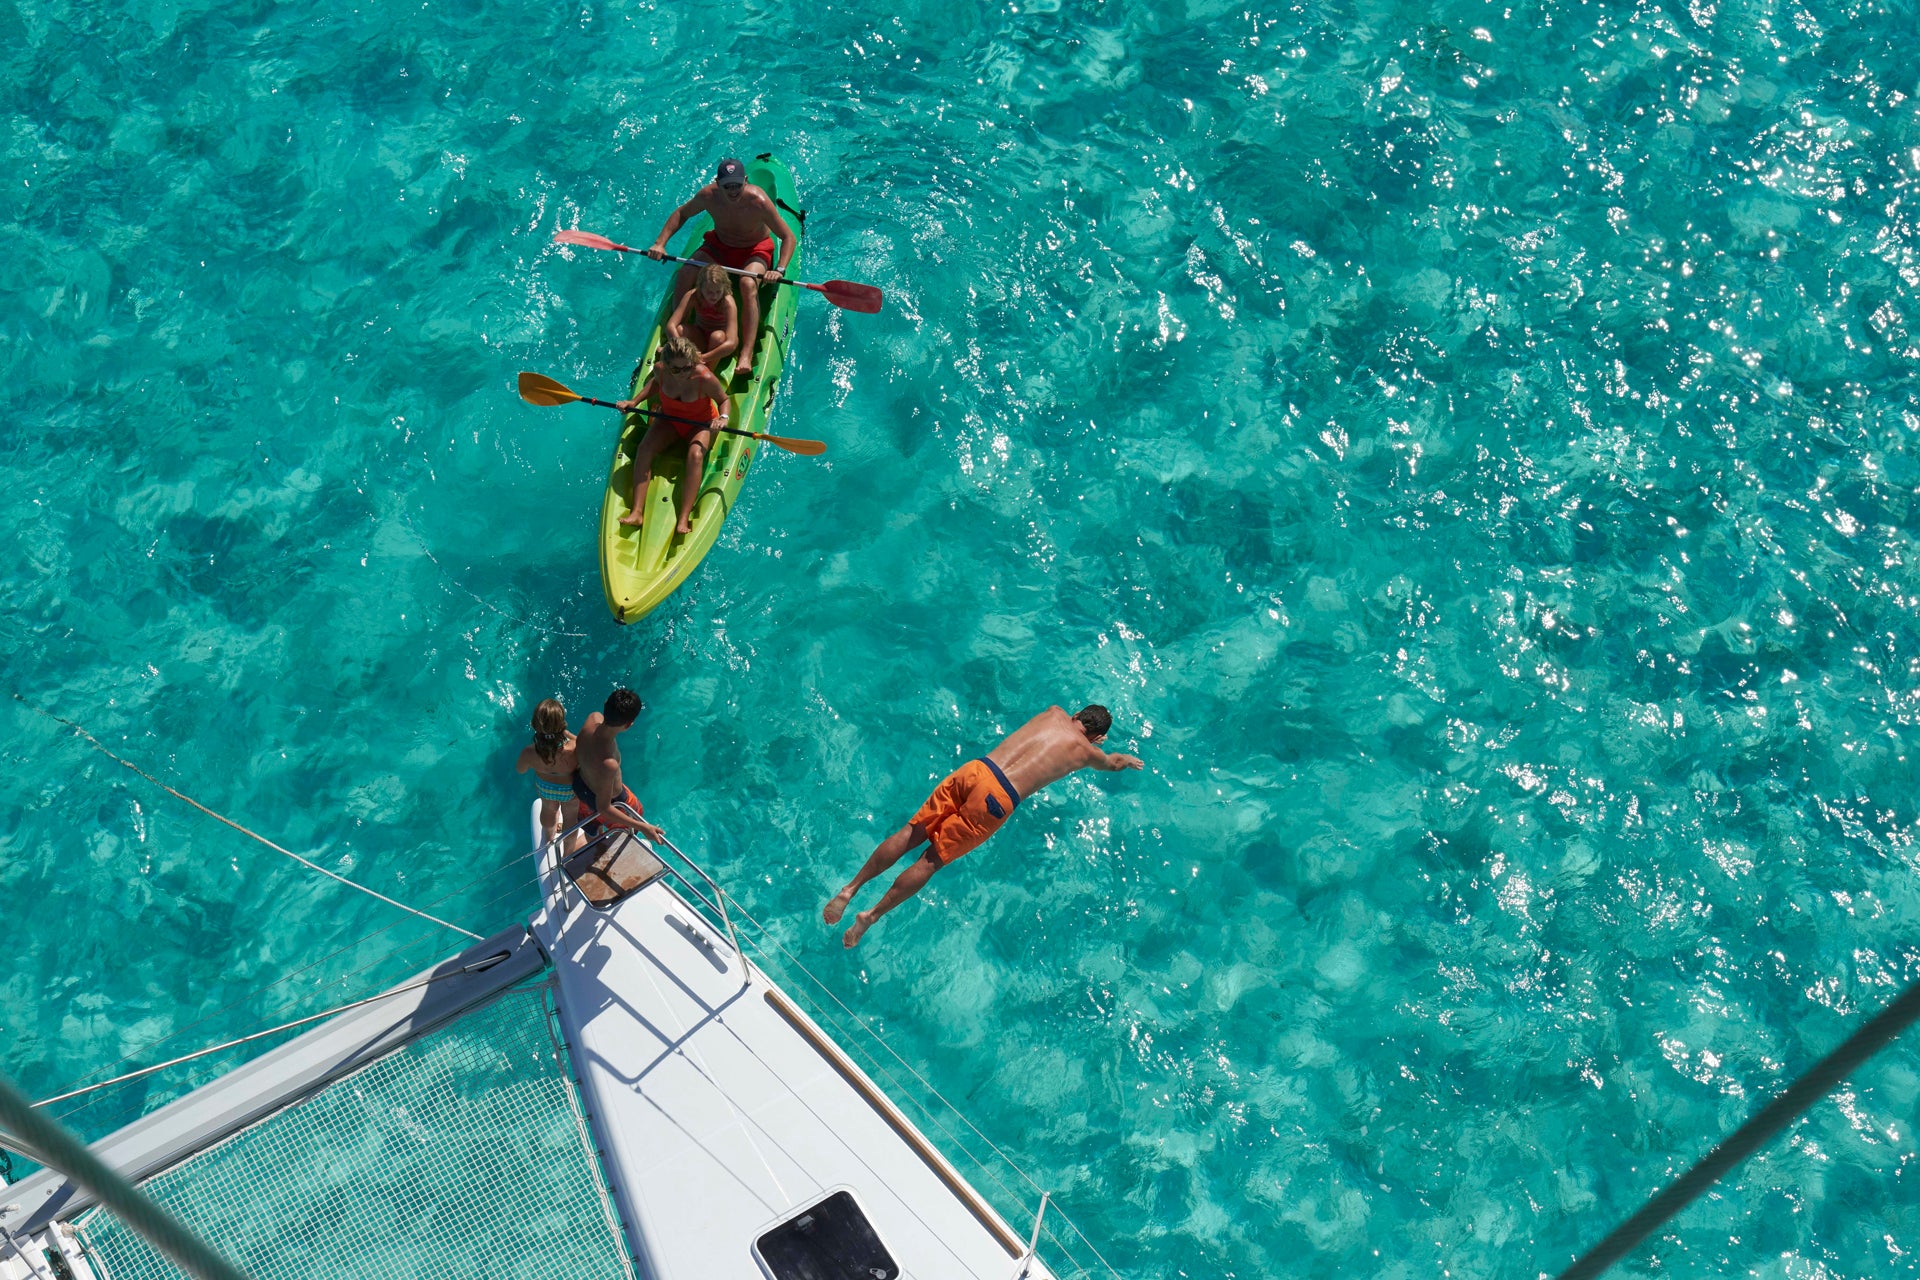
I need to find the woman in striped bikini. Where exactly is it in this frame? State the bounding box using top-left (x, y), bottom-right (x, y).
top-left (515, 698), bottom-right (579, 850)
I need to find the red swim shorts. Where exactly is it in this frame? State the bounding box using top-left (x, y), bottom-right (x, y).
top-left (700, 229), bottom-right (774, 271)
top-left (911, 758), bottom-right (1021, 865)
top-left (575, 784), bottom-right (641, 838)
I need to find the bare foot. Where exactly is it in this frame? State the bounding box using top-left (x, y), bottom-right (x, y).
top-left (618, 510), bottom-right (645, 527)
top-left (674, 518), bottom-right (693, 535)
top-left (735, 348), bottom-right (756, 377)
top-left (823, 887), bottom-right (855, 925)
top-left (843, 910), bottom-right (876, 949)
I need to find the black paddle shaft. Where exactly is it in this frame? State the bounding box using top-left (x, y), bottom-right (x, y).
top-left (577, 395), bottom-right (711, 431)
top-left (582, 397), bottom-right (769, 442)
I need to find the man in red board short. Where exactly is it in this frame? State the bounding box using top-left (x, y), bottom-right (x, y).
top-left (824, 705), bottom-right (1145, 948)
top-left (646, 158), bottom-right (797, 384)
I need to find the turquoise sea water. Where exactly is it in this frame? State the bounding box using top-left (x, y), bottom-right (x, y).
top-left (5, 0), bottom-right (1920, 1275)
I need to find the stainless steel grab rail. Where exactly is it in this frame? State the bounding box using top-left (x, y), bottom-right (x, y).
top-left (598, 802), bottom-right (748, 993)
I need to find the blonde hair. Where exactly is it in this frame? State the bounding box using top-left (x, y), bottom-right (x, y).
top-left (698, 263), bottom-right (730, 296)
top-left (531, 698), bottom-right (568, 764)
top-left (660, 333), bottom-right (701, 369)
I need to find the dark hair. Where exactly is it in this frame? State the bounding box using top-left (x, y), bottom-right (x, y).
top-left (604, 688), bottom-right (643, 727)
top-left (1074, 705), bottom-right (1112, 739)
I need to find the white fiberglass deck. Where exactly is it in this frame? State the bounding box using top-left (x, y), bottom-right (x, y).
top-left (529, 808), bottom-right (1052, 1280)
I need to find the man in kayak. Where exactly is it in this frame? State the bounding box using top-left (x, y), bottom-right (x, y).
top-left (824, 705), bottom-right (1144, 948)
top-left (647, 157), bottom-right (796, 382)
top-left (572, 688), bottom-right (665, 842)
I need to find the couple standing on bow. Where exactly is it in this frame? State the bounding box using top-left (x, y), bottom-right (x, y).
top-left (615, 157), bottom-right (798, 536)
top-left (516, 690), bottom-right (662, 850)
top-left (518, 692), bottom-right (1146, 950)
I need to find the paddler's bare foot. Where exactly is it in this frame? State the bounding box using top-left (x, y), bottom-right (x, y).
top-left (618, 510), bottom-right (645, 527)
top-left (843, 911), bottom-right (877, 949)
top-left (735, 349), bottom-right (756, 379)
top-left (674, 517), bottom-right (693, 535)
top-left (823, 886), bottom-right (855, 925)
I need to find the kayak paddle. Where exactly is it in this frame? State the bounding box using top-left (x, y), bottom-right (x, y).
top-left (516, 372), bottom-right (828, 456)
top-left (552, 229), bottom-right (884, 314)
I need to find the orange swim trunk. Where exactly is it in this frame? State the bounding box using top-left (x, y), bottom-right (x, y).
top-left (911, 758), bottom-right (1022, 866)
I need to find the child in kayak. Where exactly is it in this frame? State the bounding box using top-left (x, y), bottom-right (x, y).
top-left (824, 705), bottom-right (1144, 948)
top-left (515, 698), bottom-right (579, 850)
top-left (645, 157), bottom-right (796, 380)
top-left (666, 262), bottom-right (739, 371)
top-left (616, 333), bottom-right (730, 536)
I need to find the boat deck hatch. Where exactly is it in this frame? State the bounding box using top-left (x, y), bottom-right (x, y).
top-left (563, 831), bottom-right (667, 907)
top-left (754, 1190), bottom-right (899, 1280)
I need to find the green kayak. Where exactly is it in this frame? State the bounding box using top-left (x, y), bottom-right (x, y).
top-left (598, 153), bottom-right (804, 624)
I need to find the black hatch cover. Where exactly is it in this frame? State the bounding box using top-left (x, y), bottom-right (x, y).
top-left (755, 1190), bottom-right (900, 1280)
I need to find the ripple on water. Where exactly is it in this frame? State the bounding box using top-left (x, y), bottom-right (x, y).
top-left (8, 0), bottom-right (1920, 1275)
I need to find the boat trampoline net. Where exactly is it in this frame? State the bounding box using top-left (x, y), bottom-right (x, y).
top-left (74, 986), bottom-right (633, 1280)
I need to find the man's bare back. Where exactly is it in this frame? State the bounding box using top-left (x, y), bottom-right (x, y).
top-left (574, 711), bottom-right (620, 802)
top-left (986, 706), bottom-right (1143, 798)
top-left (825, 703), bottom-right (1143, 948)
top-left (572, 690), bottom-right (662, 839)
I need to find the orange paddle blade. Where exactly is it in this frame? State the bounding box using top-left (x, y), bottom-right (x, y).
top-left (816, 280), bottom-right (884, 313)
top-left (762, 433), bottom-right (828, 456)
top-left (553, 229), bottom-right (637, 253)
top-left (517, 371), bottom-right (582, 406)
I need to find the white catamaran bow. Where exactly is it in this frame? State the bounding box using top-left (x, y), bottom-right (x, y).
top-left (532, 803), bottom-right (1055, 1279)
top-left (1, 804), bottom-right (1070, 1280)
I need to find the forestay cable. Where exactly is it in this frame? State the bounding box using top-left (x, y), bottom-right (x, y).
top-left (718, 894), bottom-right (1124, 1280)
top-left (1556, 978), bottom-right (1920, 1280)
top-left (17, 697), bottom-right (481, 941)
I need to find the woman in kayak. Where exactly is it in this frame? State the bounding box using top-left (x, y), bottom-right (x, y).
top-left (666, 263), bottom-right (739, 371)
top-left (617, 334), bottom-right (731, 536)
top-left (515, 698), bottom-right (579, 849)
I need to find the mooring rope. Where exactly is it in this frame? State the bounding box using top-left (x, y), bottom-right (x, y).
top-left (1557, 978), bottom-right (1920, 1279)
top-left (16, 696), bottom-right (482, 941)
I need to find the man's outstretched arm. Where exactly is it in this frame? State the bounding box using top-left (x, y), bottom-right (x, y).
top-left (648, 197), bottom-right (704, 258)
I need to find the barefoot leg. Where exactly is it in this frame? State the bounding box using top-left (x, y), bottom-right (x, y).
top-left (673, 431), bottom-right (714, 534)
top-left (734, 266), bottom-right (766, 375)
top-left (621, 421), bottom-right (676, 526)
top-left (825, 823), bottom-right (926, 923)
top-left (673, 258), bottom-right (703, 308)
top-left (844, 849), bottom-right (942, 948)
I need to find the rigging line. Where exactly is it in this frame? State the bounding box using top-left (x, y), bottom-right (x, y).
top-left (399, 512), bottom-right (589, 639)
top-left (49, 874), bottom-right (537, 1123)
top-left (29, 945), bottom-right (525, 1108)
top-left (17, 695), bottom-right (482, 941)
top-left (1556, 978), bottom-right (1920, 1280)
top-left (742, 933), bottom-right (1107, 1280)
top-left (0, 1219), bottom-right (63, 1280)
top-left (721, 903), bottom-right (1124, 1280)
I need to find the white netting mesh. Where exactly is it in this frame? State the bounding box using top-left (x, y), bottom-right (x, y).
top-left (75, 988), bottom-right (632, 1280)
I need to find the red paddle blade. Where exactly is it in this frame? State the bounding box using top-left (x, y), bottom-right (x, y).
top-left (817, 279), bottom-right (884, 314)
top-left (554, 229), bottom-right (636, 253)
